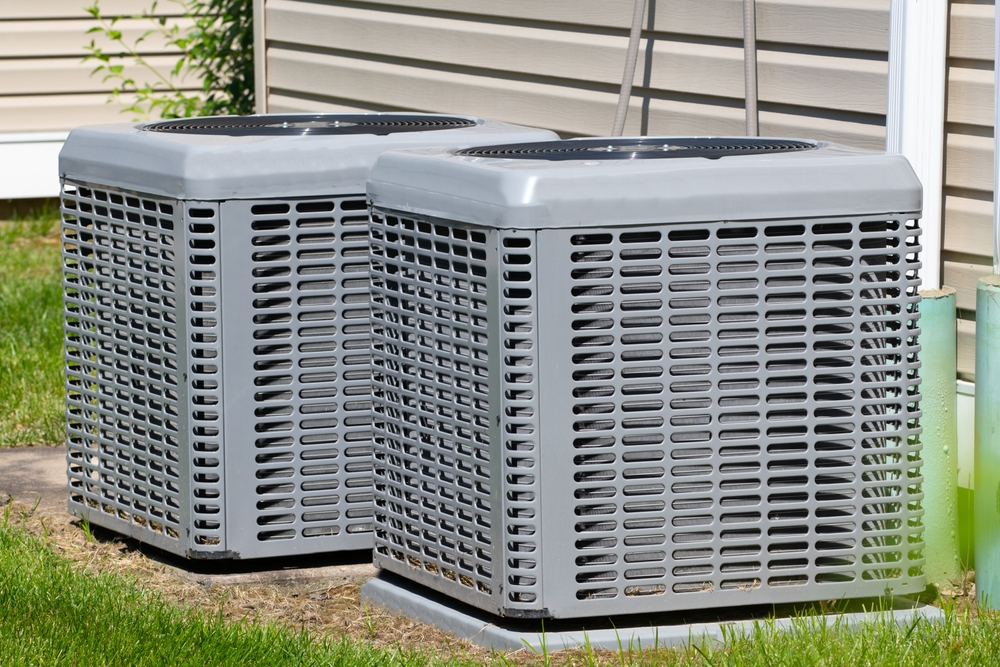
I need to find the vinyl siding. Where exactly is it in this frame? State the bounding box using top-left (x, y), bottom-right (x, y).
top-left (944, 1), bottom-right (995, 380)
top-left (259, 0), bottom-right (990, 380)
top-left (0, 1), bottom-right (192, 132)
top-left (260, 0), bottom-right (889, 148)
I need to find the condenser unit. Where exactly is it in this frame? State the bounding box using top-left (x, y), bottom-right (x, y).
top-left (366, 137), bottom-right (925, 618)
top-left (58, 113), bottom-right (557, 560)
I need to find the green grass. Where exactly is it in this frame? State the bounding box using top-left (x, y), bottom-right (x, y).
top-left (3, 514), bottom-right (1000, 667)
top-left (0, 518), bottom-right (470, 667)
top-left (0, 213), bottom-right (64, 447)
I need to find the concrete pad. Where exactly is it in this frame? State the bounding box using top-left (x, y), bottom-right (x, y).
top-left (362, 572), bottom-right (945, 652)
top-left (0, 445), bottom-right (66, 512)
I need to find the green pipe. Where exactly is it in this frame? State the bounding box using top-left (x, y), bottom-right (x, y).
top-left (975, 275), bottom-right (1000, 607)
top-left (918, 287), bottom-right (960, 587)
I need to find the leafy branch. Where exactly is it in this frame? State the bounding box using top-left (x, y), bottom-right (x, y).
top-left (84, 0), bottom-right (254, 120)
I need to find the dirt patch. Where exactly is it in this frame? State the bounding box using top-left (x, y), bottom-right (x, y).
top-left (938, 572), bottom-right (978, 619)
top-left (4, 500), bottom-right (494, 661)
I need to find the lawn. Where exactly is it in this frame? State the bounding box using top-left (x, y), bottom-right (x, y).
top-left (0, 212), bottom-right (64, 447)
top-left (0, 513), bottom-right (461, 667)
top-left (2, 508), bottom-right (1000, 667)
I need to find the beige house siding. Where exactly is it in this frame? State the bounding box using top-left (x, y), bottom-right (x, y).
top-left (944, 0), bottom-right (994, 380)
top-left (0, 0), bottom-right (189, 133)
top-left (260, 0), bottom-right (889, 148)
top-left (258, 0), bottom-right (993, 377)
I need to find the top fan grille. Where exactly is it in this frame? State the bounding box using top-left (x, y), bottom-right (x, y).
top-left (455, 137), bottom-right (817, 160)
top-left (142, 114), bottom-right (478, 136)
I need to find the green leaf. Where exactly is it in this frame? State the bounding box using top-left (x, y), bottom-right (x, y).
top-left (86, 0), bottom-right (255, 118)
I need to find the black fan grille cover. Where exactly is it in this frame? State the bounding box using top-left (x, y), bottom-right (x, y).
top-left (141, 114), bottom-right (478, 136)
top-left (455, 137), bottom-right (817, 160)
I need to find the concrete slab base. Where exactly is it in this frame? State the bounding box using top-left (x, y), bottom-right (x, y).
top-left (362, 572), bottom-right (945, 652)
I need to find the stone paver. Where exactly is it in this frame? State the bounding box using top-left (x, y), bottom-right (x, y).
top-left (0, 445), bottom-right (66, 511)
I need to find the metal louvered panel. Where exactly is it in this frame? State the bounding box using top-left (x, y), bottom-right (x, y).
top-left (184, 203), bottom-right (226, 552)
top-left (535, 217), bottom-right (924, 616)
top-left (62, 181), bottom-right (190, 554)
top-left (497, 231), bottom-right (544, 613)
top-left (369, 211), bottom-right (505, 614)
top-left (220, 196), bottom-right (375, 557)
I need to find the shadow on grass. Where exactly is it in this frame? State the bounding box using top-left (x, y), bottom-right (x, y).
top-left (72, 516), bottom-right (373, 576)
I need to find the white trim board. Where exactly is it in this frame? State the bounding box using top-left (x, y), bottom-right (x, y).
top-left (0, 132), bottom-right (69, 200)
top-left (886, 0), bottom-right (948, 289)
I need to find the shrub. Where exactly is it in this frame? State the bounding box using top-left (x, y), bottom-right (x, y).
top-left (85, 0), bottom-right (254, 119)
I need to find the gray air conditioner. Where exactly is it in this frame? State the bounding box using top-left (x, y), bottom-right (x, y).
top-left (366, 137), bottom-right (925, 618)
top-left (58, 113), bottom-right (557, 560)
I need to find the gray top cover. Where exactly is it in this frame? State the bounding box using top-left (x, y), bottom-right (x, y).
top-left (367, 137), bottom-right (922, 229)
top-left (59, 113), bottom-right (558, 200)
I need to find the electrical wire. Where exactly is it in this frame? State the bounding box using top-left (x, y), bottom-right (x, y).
top-left (743, 0), bottom-right (759, 136)
top-left (611, 0), bottom-right (648, 136)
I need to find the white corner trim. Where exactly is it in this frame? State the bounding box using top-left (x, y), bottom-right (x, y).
top-left (0, 135), bottom-right (65, 199)
top-left (886, 0), bottom-right (948, 290)
top-left (0, 132), bottom-right (70, 145)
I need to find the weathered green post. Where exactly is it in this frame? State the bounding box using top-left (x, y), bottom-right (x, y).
top-left (973, 0), bottom-right (1000, 608)
top-left (919, 287), bottom-right (961, 587)
top-left (976, 276), bottom-right (1000, 606)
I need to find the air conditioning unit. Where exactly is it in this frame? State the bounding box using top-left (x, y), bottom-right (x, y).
top-left (367, 137), bottom-right (925, 618)
top-left (58, 114), bottom-right (557, 560)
